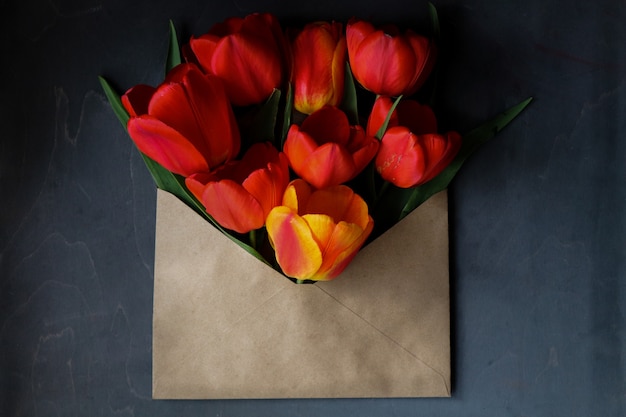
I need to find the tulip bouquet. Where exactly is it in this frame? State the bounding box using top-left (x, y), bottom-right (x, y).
top-left (100, 4), bottom-right (530, 283)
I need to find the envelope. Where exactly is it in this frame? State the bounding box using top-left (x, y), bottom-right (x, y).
top-left (152, 188), bottom-right (451, 399)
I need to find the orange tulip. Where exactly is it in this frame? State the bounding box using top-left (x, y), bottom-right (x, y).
top-left (346, 19), bottom-right (436, 97)
top-left (375, 127), bottom-right (462, 188)
top-left (266, 179), bottom-right (374, 281)
top-left (122, 63), bottom-right (240, 177)
top-left (366, 96), bottom-right (437, 138)
top-left (187, 13), bottom-right (286, 106)
top-left (186, 142), bottom-right (290, 234)
top-left (291, 21), bottom-right (346, 114)
top-left (283, 106), bottom-right (379, 189)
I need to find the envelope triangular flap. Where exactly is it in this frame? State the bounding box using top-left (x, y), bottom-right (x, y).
top-left (152, 189), bottom-right (450, 399)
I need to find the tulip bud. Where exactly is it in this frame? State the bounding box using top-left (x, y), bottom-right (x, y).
top-left (187, 13), bottom-right (287, 106)
top-left (375, 127), bottom-right (461, 188)
top-left (347, 19), bottom-right (436, 97)
top-left (123, 64), bottom-right (240, 177)
top-left (284, 106), bottom-right (379, 189)
top-left (291, 21), bottom-right (346, 115)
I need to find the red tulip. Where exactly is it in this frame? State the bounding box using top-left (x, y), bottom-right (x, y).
top-left (291, 21), bottom-right (346, 115)
top-left (122, 63), bottom-right (240, 177)
top-left (187, 13), bottom-right (286, 106)
top-left (266, 179), bottom-right (374, 281)
top-left (346, 19), bottom-right (436, 97)
top-left (366, 96), bottom-right (437, 138)
top-left (375, 127), bottom-right (462, 188)
top-left (185, 142), bottom-right (290, 234)
top-left (283, 106), bottom-right (379, 189)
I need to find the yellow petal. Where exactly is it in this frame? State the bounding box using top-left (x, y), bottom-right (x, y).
top-left (266, 206), bottom-right (322, 279)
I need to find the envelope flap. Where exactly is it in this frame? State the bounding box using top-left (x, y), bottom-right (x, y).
top-left (317, 191), bottom-right (450, 383)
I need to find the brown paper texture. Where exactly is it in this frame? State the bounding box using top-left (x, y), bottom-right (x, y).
top-left (152, 189), bottom-right (450, 399)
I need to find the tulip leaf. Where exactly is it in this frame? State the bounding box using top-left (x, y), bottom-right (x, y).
top-left (374, 95), bottom-right (403, 140)
top-left (342, 62), bottom-right (359, 125)
top-left (428, 3), bottom-right (440, 40)
top-left (281, 83), bottom-right (294, 149)
top-left (98, 76), bottom-right (130, 128)
top-left (240, 89), bottom-right (281, 147)
top-left (399, 97), bottom-right (533, 219)
top-left (165, 20), bottom-right (181, 73)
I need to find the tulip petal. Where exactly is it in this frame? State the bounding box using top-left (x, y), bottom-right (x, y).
top-left (346, 20), bottom-right (375, 58)
top-left (346, 126), bottom-right (379, 172)
top-left (266, 206), bottom-right (323, 279)
top-left (310, 220), bottom-right (373, 281)
top-left (354, 33), bottom-right (417, 96)
top-left (201, 180), bottom-right (265, 233)
top-left (305, 186), bottom-right (370, 228)
top-left (302, 213), bottom-right (336, 250)
top-left (212, 34), bottom-right (282, 106)
top-left (300, 106), bottom-right (351, 146)
top-left (122, 84), bottom-right (155, 117)
top-left (242, 159), bottom-right (289, 217)
top-left (376, 127), bottom-right (425, 188)
top-left (282, 179), bottom-right (312, 213)
top-left (188, 35), bottom-right (220, 74)
top-left (396, 100), bottom-right (438, 134)
top-left (149, 68), bottom-right (239, 169)
top-left (366, 96), bottom-right (398, 137)
top-left (127, 116), bottom-right (209, 176)
top-left (299, 143), bottom-right (356, 189)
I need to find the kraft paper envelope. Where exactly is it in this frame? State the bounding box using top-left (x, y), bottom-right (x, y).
top-left (152, 189), bottom-right (450, 399)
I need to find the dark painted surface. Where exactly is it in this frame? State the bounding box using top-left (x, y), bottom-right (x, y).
top-left (1, 0), bottom-right (624, 416)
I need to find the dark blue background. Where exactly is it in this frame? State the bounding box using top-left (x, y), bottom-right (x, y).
top-left (1, 0), bottom-right (624, 416)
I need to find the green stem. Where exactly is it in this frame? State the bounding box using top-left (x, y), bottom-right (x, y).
top-left (249, 229), bottom-right (258, 251)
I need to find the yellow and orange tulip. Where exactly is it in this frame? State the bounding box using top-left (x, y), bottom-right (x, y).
top-left (291, 21), bottom-right (346, 114)
top-left (266, 180), bottom-right (374, 281)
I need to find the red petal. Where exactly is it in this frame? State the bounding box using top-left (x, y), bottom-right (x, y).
top-left (298, 143), bottom-right (356, 189)
top-left (211, 34), bottom-right (282, 106)
top-left (122, 84), bottom-right (155, 117)
top-left (300, 106), bottom-right (351, 146)
top-left (127, 116), bottom-right (209, 176)
top-left (396, 100), bottom-right (438, 134)
top-left (375, 127), bottom-right (425, 188)
top-left (283, 126), bottom-right (320, 174)
top-left (201, 180), bottom-right (264, 233)
top-left (188, 35), bottom-right (220, 74)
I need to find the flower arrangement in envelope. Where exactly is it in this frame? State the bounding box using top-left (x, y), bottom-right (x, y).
top-left (100, 4), bottom-right (531, 399)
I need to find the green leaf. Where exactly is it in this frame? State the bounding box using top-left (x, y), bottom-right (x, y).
top-left (399, 97), bottom-right (533, 219)
top-left (98, 76), bottom-right (130, 127)
top-left (428, 2), bottom-right (440, 40)
top-left (374, 95), bottom-right (403, 140)
top-left (281, 83), bottom-right (294, 149)
top-left (165, 20), bottom-right (181, 73)
top-left (341, 62), bottom-right (359, 125)
top-left (240, 88), bottom-right (282, 146)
